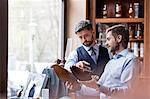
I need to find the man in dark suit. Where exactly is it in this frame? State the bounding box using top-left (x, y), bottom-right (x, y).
top-left (64, 20), bottom-right (110, 77)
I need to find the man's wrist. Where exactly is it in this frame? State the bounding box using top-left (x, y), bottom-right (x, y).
top-left (99, 85), bottom-right (114, 96)
top-left (95, 84), bottom-right (100, 91)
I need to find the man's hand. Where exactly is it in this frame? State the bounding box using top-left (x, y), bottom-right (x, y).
top-left (65, 81), bottom-right (81, 91)
top-left (91, 75), bottom-right (99, 81)
top-left (78, 75), bottom-right (100, 91)
top-left (75, 61), bottom-right (91, 71)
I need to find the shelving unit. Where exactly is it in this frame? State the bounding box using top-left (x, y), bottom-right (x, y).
top-left (87, 0), bottom-right (144, 58)
top-left (86, 0), bottom-right (150, 76)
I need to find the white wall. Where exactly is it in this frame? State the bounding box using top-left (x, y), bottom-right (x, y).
top-left (66, 0), bottom-right (87, 49)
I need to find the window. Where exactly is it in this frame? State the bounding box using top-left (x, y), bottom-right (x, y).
top-left (8, 0), bottom-right (64, 71)
top-left (8, 0), bottom-right (64, 97)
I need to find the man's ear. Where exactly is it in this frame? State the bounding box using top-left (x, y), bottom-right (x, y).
top-left (117, 35), bottom-right (122, 43)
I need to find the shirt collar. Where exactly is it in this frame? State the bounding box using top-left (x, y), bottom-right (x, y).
top-left (113, 49), bottom-right (128, 59)
top-left (82, 44), bottom-right (99, 52)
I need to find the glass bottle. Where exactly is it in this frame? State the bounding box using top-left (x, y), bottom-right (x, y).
top-left (134, 2), bottom-right (139, 18)
top-left (133, 42), bottom-right (139, 57)
top-left (140, 43), bottom-right (144, 57)
top-left (129, 25), bottom-right (134, 39)
top-left (103, 4), bottom-right (107, 18)
top-left (135, 24), bottom-right (142, 39)
top-left (128, 3), bottom-right (134, 18)
top-left (115, 3), bottom-right (122, 17)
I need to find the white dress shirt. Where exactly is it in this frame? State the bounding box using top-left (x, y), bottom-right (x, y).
top-left (64, 44), bottom-right (99, 72)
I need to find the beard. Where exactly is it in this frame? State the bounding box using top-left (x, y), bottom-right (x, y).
top-left (83, 41), bottom-right (93, 47)
top-left (83, 36), bottom-right (94, 47)
top-left (109, 42), bottom-right (120, 55)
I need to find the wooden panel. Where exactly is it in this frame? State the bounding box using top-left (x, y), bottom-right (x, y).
top-left (144, 0), bottom-right (150, 76)
top-left (0, 0), bottom-right (8, 97)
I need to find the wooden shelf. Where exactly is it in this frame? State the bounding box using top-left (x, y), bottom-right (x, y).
top-left (97, 39), bottom-right (144, 42)
top-left (95, 18), bottom-right (144, 23)
top-left (129, 38), bottom-right (144, 42)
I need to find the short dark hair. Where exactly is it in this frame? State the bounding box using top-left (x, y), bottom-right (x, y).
top-left (75, 20), bottom-right (93, 33)
top-left (106, 24), bottom-right (129, 48)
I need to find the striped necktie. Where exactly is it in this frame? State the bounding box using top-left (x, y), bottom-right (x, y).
top-left (89, 47), bottom-right (97, 63)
